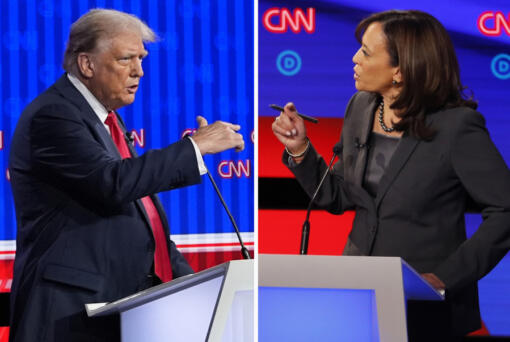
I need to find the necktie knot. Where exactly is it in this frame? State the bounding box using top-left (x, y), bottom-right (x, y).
top-left (105, 111), bottom-right (117, 127)
top-left (104, 111), bottom-right (131, 159)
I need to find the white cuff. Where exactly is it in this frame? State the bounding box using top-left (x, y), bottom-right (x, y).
top-left (188, 137), bottom-right (207, 175)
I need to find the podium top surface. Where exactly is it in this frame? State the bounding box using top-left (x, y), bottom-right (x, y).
top-left (258, 254), bottom-right (444, 301)
top-left (87, 260), bottom-right (253, 317)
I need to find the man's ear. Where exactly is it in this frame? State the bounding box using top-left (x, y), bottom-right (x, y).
top-left (77, 53), bottom-right (95, 78)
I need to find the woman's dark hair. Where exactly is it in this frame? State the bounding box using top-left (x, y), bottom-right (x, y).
top-left (355, 10), bottom-right (477, 140)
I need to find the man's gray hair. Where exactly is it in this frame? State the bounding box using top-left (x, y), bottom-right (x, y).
top-left (63, 9), bottom-right (156, 75)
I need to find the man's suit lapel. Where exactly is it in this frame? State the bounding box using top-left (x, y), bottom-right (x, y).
top-left (53, 74), bottom-right (121, 159)
top-left (114, 113), bottom-right (160, 233)
top-left (375, 134), bottom-right (420, 210)
top-left (92, 120), bottom-right (123, 159)
top-left (54, 74), bottom-right (155, 232)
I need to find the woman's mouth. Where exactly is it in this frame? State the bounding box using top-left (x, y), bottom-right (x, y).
top-left (353, 67), bottom-right (360, 80)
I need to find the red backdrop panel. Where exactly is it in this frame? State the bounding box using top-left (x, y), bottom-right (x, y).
top-left (258, 116), bottom-right (344, 178)
top-left (258, 209), bottom-right (354, 255)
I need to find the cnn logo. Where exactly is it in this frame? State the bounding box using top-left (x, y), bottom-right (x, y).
top-left (263, 8), bottom-right (316, 34)
top-left (129, 129), bottom-right (145, 148)
top-left (478, 11), bottom-right (510, 36)
top-left (218, 160), bottom-right (251, 178)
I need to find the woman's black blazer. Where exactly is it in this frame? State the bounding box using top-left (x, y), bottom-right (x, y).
top-left (285, 91), bottom-right (510, 335)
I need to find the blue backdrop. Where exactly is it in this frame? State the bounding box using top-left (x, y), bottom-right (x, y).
top-left (259, 0), bottom-right (510, 336)
top-left (0, 1), bottom-right (253, 250)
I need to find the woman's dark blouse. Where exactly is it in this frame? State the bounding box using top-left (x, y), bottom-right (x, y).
top-left (363, 131), bottom-right (400, 197)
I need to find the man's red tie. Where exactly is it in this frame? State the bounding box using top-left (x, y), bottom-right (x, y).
top-left (105, 111), bottom-right (173, 282)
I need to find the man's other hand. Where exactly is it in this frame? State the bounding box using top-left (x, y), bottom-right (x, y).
top-left (192, 116), bottom-right (245, 155)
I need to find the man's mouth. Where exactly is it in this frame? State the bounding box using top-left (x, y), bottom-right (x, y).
top-left (127, 85), bottom-right (138, 93)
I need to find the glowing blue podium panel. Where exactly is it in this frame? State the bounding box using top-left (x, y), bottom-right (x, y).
top-left (259, 254), bottom-right (443, 342)
top-left (259, 287), bottom-right (379, 342)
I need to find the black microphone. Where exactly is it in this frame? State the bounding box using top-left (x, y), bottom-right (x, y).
top-left (125, 131), bottom-right (134, 144)
top-left (333, 141), bottom-right (342, 155)
top-left (354, 138), bottom-right (369, 149)
top-left (183, 132), bottom-right (250, 260)
top-left (300, 142), bottom-right (341, 255)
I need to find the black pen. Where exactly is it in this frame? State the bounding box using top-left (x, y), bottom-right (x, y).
top-left (269, 104), bottom-right (319, 124)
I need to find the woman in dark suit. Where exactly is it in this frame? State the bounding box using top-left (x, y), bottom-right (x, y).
top-left (272, 10), bottom-right (510, 341)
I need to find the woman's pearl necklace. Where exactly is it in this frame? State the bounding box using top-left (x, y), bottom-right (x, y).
top-left (378, 99), bottom-right (395, 133)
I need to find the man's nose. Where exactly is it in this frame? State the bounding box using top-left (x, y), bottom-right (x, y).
top-left (132, 59), bottom-right (144, 78)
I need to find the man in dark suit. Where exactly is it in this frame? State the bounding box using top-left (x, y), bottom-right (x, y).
top-left (9, 9), bottom-right (244, 342)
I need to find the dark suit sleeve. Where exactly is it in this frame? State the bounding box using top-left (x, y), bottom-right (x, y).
top-left (434, 110), bottom-right (510, 291)
top-left (30, 103), bottom-right (201, 207)
top-left (283, 95), bottom-right (358, 214)
top-left (168, 240), bottom-right (194, 276)
top-left (283, 142), bottom-right (354, 214)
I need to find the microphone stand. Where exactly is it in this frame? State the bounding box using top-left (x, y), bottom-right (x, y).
top-left (205, 164), bottom-right (251, 260)
top-left (300, 152), bottom-right (338, 255)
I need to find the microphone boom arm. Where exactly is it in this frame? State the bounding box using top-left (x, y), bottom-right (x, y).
top-left (205, 164), bottom-right (251, 260)
top-left (300, 152), bottom-right (338, 255)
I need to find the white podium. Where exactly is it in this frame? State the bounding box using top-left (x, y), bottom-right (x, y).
top-left (86, 259), bottom-right (253, 342)
top-left (259, 254), bottom-right (444, 342)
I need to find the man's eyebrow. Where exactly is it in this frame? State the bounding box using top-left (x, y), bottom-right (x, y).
top-left (120, 50), bottom-right (149, 58)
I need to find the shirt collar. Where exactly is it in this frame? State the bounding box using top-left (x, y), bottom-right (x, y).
top-left (67, 73), bottom-right (110, 125)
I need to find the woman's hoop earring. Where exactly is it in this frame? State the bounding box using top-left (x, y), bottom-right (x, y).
top-left (392, 80), bottom-right (397, 85)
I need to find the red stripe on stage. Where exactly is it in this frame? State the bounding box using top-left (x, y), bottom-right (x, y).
top-left (177, 242), bottom-right (254, 248)
top-left (0, 328), bottom-right (9, 342)
top-left (181, 250), bottom-right (253, 273)
top-left (0, 260), bottom-right (13, 293)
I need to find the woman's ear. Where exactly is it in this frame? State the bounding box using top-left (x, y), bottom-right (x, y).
top-left (392, 67), bottom-right (402, 84)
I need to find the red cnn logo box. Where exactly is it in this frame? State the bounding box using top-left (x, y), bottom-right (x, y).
top-left (478, 11), bottom-right (510, 36)
top-left (263, 8), bottom-right (316, 33)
